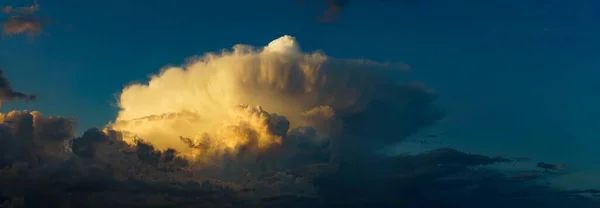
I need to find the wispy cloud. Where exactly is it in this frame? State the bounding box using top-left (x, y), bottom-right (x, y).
top-left (2, 15), bottom-right (44, 38)
top-left (1, 0), bottom-right (47, 38)
top-left (1, 0), bottom-right (39, 15)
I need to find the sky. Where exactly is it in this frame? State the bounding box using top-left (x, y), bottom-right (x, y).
top-left (1, 0), bottom-right (599, 174)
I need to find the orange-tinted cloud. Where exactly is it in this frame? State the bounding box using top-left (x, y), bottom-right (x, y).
top-left (1, 0), bottom-right (47, 38)
top-left (1, 1), bottom-right (39, 15)
top-left (2, 16), bottom-right (44, 37)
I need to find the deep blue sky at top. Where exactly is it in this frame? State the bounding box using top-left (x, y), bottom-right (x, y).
top-left (1, 0), bottom-right (599, 165)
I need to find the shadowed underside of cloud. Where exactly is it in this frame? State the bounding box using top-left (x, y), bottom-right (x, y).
top-left (0, 35), bottom-right (598, 207)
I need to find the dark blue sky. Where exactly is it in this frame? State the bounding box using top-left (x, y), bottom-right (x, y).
top-left (1, 0), bottom-right (599, 169)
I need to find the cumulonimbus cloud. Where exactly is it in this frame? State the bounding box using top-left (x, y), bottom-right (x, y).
top-left (1, 35), bottom-right (597, 207)
top-left (108, 35), bottom-right (441, 164)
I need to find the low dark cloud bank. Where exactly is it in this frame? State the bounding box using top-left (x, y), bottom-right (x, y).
top-left (1, 36), bottom-right (599, 207)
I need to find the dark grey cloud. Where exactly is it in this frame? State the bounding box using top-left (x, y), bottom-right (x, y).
top-left (319, 0), bottom-right (351, 22)
top-left (0, 69), bottom-right (36, 106)
top-left (0, 111), bottom-right (74, 167)
top-left (1, 125), bottom-right (598, 207)
top-left (299, 0), bottom-right (420, 22)
top-left (298, 0), bottom-right (352, 22)
top-left (0, 90), bottom-right (596, 207)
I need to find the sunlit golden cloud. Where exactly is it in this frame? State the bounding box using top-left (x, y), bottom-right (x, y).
top-left (108, 35), bottom-right (435, 163)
